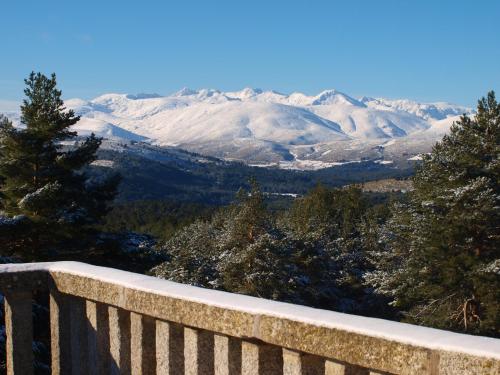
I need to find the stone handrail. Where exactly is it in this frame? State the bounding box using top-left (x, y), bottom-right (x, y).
top-left (0, 262), bottom-right (499, 374)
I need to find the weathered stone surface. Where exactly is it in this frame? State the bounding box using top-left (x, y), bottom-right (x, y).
top-left (258, 315), bottom-right (430, 375)
top-left (109, 306), bottom-right (131, 374)
top-left (131, 312), bottom-right (156, 375)
top-left (283, 349), bottom-right (302, 375)
top-left (184, 327), bottom-right (215, 375)
top-left (50, 289), bottom-right (72, 374)
top-left (70, 297), bottom-right (89, 375)
top-left (214, 334), bottom-right (242, 375)
top-left (86, 300), bottom-right (110, 375)
top-left (156, 320), bottom-right (185, 374)
top-left (2, 262), bottom-right (500, 375)
top-left (50, 271), bottom-right (256, 338)
top-left (4, 291), bottom-right (33, 375)
top-left (283, 349), bottom-right (324, 375)
top-left (324, 361), bottom-right (370, 375)
top-left (438, 350), bottom-right (500, 375)
top-left (242, 340), bottom-right (283, 375)
top-left (325, 360), bottom-right (346, 375)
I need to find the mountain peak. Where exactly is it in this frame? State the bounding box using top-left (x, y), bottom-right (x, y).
top-left (226, 87), bottom-right (264, 99)
top-left (312, 90), bottom-right (365, 107)
top-left (174, 87), bottom-right (198, 97)
top-left (55, 87), bottom-right (475, 167)
top-left (126, 93), bottom-right (163, 100)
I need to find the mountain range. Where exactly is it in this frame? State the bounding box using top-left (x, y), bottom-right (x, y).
top-left (4, 88), bottom-right (473, 169)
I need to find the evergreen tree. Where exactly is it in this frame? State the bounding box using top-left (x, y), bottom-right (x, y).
top-left (368, 92), bottom-right (500, 336)
top-left (153, 182), bottom-right (382, 311)
top-left (285, 184), bottom-right (384, 313)
top-left (150, 220), bottom-right (221, 288)
top-left (221, 178), bottom-right (271, 249)
top-left (0, 72), bottom-right (119, 260)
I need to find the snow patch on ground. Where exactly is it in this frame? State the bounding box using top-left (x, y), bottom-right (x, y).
top-left (250, 159), bottom-right (362, 171)
top-left (267, 192), bottom-right (299, 198)
top-left (91, 159), bottom-right (115, 168)
top-left (408, 155), bottom-right (424, 161)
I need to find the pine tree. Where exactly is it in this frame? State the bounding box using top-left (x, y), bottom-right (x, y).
top-left (151, 220), bottom-right (221, 288)
top-left (0, 72), bottom-right (119, 260)
top-left (0, 115), bottom-right (7, 208)
top-left (369, 92), bottom-right (500, 337)
top-left (285, 184), bottom-right (381, 313)
top-left (223, 178), bottom-right (270, 247)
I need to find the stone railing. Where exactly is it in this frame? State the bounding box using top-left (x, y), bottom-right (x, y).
top-left (0, 262), bottom-right (499, 374)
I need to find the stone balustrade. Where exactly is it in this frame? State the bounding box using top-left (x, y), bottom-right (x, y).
top-left (0, 262), bottom-right (499, 374)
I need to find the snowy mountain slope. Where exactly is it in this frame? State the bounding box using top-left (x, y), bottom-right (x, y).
top-left (73, 118), bottom-right (149, 142)
top-left (2, 88), bottom-right (473, 167)
top-left (307, 96), bottom-right (430, 139)
top-left (66, 93), bottom-right (349, 145)
top-left (360, 97), bottom-right (470, 121)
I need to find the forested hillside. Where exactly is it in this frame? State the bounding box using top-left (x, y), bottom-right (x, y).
top-left (0, 73), bottom-right (498, 369)
top-left (151, 93), bottom-right (500, 337)
top-left (91, 144), bottom-right (413, 204)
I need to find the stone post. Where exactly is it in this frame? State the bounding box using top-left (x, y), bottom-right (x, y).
top-left (109, 306), bottom-right (131, 374)
top-left (131, 312), bottom-right (156, 375)
top-left (325, 360), bottom-right (369, 375)
top-left (184, 327), bottom-right (215, 375)
top-left (86, 300), bottom-right (110, 375)
top-left (242, 340), bottom-right (283, 375)
top-left (214, 333), bottom-right (241, 375)
top-left (283, 349), bottom-right (324, 375)
top-left (156, 320), bottom-right (185, 374)
top-left (50, 289), bottom-right (72, 374)
top-left (70, 297), bottom-right (89, 375)
top-left (4, 291), bottom-right (33, 375)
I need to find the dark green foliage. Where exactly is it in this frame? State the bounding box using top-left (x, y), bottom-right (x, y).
top-left (369, 92), bottom-right (500, 337)
top-left (215, 180), bottom-right (315, 302)
top-left (0, 73), bottom-right (119, 260)
top-left (153, 181), bottom-right (390, 313)
top-left (150, 221), bottom-right (221, 287)
top-left (94, 146), bottom-right (412, 205)
top-left (101, 200), bottom-right (214, 241)
top-left (283, 184), bottom-right (393, 315)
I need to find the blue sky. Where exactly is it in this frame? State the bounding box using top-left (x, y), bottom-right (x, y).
top-left (1, 0), bottom-right (499, 108)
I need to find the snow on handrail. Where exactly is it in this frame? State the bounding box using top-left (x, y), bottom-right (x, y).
top-left (1, 261), bottom-right (499, 374)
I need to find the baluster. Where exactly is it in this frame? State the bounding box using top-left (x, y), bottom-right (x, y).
top-left (325, 360), bottom-right (344, 375)
top-left (4, 291), bottom-right (33, 375)
top-left (70, 297), bottom-right (89, 375)
top-left (325, 360), bottom-right (369, 375)
top-left (283, 349), bottom-right (324, 375)
top-left (50, 289), bottom-right (72, 374)
top-left (156, 320), bottom-right (185, 374)
top-left (184, 327), bottom-right (215, 375)
top-left (109, 306), bottom-right (131, 374)
top-left (214, 334), bottom-right (241, 375)
top-left (86, 300), bottom-right (110, 375)
top-left (131, 312), bottom-right (156, 375)
top-left (242, 340), bottom-right (283, 375)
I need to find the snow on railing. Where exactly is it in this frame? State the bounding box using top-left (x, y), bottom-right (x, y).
top-left (0, 262), bottom-right (499, 374)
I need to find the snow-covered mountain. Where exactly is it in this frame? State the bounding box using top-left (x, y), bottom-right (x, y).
top-left (3, 88), bottom-right (473, 168)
